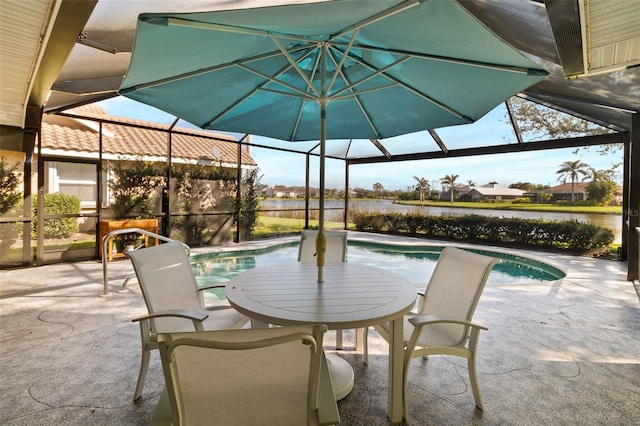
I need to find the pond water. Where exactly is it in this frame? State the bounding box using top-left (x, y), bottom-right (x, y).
top-left (191, 241), bottom-right (565, 301)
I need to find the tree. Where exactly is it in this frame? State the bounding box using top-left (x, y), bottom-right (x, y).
top-left (440, 174), bottom-right (459, 203)
top-left (467, 180), bottom-right (476, 187)
top-left (505, 96), bottom-right (623, 166)
top-left (352, 187), bottom-right (367, 198)
top-left (372, 182), bottom-right (384, 198)
top-left (509, 182), bottom-right (550, 191)
top-left (109, 158), bottom-right (165, 219)
top-left (584, 167), bottom-right (614, 183)
top-left (505, 97), bottom-right (612, 143)
top-left (584, 167), bottom-right (617, 205)
top-left (556, 160), bottom-right (590, 202)
top-left (587, 180), bottom-right (617, 205)
top-left (413, 176), bottom-right (429, 202)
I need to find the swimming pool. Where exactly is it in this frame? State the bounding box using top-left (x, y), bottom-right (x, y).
top-left (191, 241), bottom-right (565, 300)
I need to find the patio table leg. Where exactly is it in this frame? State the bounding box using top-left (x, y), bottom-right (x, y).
top-left (388, 317), bottom-right (404, 422)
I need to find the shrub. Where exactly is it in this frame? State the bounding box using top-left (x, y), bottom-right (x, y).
top-left (34, 192), bottom-right (81, 239)
top-left (109, 159), bottom-right (164, 219)
top-left (512, 197), bottom-right (532, 204)
top-left (351, 212), bottom-right (614, 253)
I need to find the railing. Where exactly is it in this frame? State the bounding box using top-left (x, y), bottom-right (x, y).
top-left (101, 228), bottom-right (189, 297)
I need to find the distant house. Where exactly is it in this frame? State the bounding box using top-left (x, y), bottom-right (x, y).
top-left (460, 183), bottom-right (525, 202)
top-left (266, 185), bottom-right (317, 198)
top-left (543, 182), bottom-right (589, 202)
top-left (270, 186), bottom-right (298, 198)
top-left (439, 185), bottom-right (470, 201)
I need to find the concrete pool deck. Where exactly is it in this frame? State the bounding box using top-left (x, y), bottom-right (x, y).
top-left (1, 232), bottom-right (638, 425)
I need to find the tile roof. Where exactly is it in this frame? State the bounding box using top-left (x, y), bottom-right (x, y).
top-left (544, 182), bottom-right (589, 193)
top-left (40, 106), bottom-right (256, 166)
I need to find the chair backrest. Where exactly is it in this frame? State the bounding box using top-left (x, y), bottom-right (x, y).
top-left (298, 229), bottom-right (347, 263)
top-left (418, 247), bottom-right (498, 346)
top-left (126, 241), bottom-right (203, 333)
top-left (157, 325), bottom-right (328, 426)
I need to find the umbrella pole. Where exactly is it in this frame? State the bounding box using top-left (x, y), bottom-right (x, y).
top-left (316, 100), bottom-right (327, 283)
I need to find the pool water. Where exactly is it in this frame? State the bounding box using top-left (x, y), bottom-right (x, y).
top-left (191, 241), bottom-right (565, 300)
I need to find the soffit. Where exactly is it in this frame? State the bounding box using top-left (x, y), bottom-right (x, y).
top-left (0, 0), bottom-right (57, 128)
top-left (584, 0), bottom-right (640, 76)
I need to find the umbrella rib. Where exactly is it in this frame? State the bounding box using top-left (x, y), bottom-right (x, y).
top-left (205, 52), bottom-right (317, 128)
top-left (166, 17), bottom-right (316, 44)
top-left (235, 62), bottom-right (316, 101)
top-left (269, 34), bottom-right (320, 97)
top-left (205, 89), bottom-right (257, 129)
top-left (326, 28), bottom-right (359, 95)
top-left (325, 51), bottom-right (383, 138)
top-left (332, 42), bottom-right (541, 75)
top-left (328, 49), bottom-right (411, 99)
top-left (119, 47), bottom-right (307, 93)
top-left (291, 52), bottom-right (323, 141)
top-left (345, 53), bottom-right (473, 122)
top-left (331, 83), bottom-right (400, 101)
top-left (329, 0), bottom-right (421, 42)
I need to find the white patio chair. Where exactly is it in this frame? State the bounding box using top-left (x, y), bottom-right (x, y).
top-left (150, 325), bottom-right (340, 426)
top-left (298, 229), bottom-right (348, 264)
top-left (298, 229), bottom-right (350, 349)
top-left (127, 241), bottom-right (250, 401)
top-left (363, 246), bottom-right (498, 416)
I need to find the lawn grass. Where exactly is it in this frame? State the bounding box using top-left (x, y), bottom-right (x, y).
top-left (252, 215), bottom-right (349, 237)
top-left (396, 200), bottom-right (621, 215)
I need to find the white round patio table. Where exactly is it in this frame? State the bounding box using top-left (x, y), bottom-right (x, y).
top-left (225, 262), bottom-right (416, 423)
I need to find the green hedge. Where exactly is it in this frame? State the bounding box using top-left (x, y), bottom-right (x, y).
top-left (352, 213), bottom-right (614, 253)
top-left (33, 193), bottom-right (81, 239)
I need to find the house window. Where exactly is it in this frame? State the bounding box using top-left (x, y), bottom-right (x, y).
top-left (46, 161), bottom-right (97, 209)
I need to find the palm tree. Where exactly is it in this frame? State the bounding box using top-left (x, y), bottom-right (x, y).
top-left (413, 176), bottom-right (429, 202)
top-left (556, 160), bottom-right (590, 202)
top-left (440, 174), bottom-right (459, 203)
top-left (584, 167), bottom-right (611, 183)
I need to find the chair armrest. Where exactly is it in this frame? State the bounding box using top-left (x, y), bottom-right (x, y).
top-left (197, 284), bottom-right (232, 310)
top-left (317, 351), bottom-right (340, 425)
top-left (132, 309), bottom-right (209, 323)
top-left (197, 283), bottom-right (226, 292)
top-left (408, 315), bottom-right (487, 331)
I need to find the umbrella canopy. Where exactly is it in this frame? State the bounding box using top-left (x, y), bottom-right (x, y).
top-left (119, 0), bottom-right (548, 281)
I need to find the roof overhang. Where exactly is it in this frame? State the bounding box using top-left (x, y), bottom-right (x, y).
top-left (546, 0), bottom-right (640, 79)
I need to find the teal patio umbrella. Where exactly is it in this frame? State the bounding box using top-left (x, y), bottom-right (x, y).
top-left (119, 0), bottom-right (548, 282)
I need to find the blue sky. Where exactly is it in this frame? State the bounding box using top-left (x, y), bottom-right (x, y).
top-left (96, 97), bottom-right (622, 191)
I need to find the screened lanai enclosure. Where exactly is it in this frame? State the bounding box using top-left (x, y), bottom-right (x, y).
top-left (0, 0), bottom-right (638, 280)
